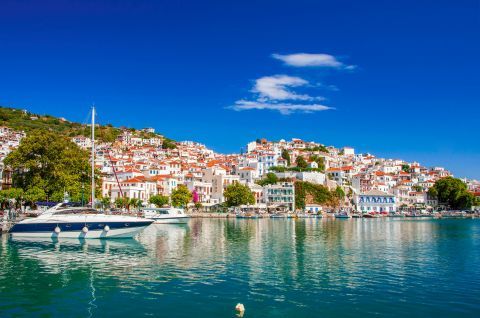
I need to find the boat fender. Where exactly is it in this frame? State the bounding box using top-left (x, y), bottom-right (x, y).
top-left (82, 226), bottom-right (89, 234)
top-left (54, 226), bottom-right (61, 234)
top-left (104, 225), bottom-right (110, 232)
top-left (235, 303), bottom-right (245, 314)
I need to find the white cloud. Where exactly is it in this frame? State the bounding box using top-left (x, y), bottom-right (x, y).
top-left (272, 53), bottom-right (355, 69)
top-left (253, 75), bottom-right (323, 101)
top-left (229, 100), bottom-right (333, 115)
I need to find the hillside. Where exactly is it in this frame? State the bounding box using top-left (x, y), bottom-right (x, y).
top-left (0, 106), bottom-right (163, 143)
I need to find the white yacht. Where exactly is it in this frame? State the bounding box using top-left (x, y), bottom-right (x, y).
top-left (142, 207), bottom-right (189, 224)
top-left (9, 203), bottom-right (154, 238)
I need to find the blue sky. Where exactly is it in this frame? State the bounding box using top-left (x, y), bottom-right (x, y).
top-left (1, 0), bottom-right (479, 178)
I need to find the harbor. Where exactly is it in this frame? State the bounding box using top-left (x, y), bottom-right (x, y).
top-left (1, 1), bottom-right (479, 316)
top-left (1, 217), bottom-right (480, 317)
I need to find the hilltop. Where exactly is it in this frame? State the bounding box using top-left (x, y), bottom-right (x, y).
top-left (0, 106), bottom-right (167, 143)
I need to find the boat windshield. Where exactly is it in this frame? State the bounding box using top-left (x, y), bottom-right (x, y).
top-left (52, 208), bottom-right (99, 215)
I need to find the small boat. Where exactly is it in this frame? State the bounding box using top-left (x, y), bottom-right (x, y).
top-left (334, 212), bottom-right (351, 219)
top-left (363, 213), bottom-right (380, 218)
top-left (9, 203), bottom-right (153, 239)
top-left (351, 213), bottom-right (362, 218)
top-left (270, 213), bottom-right (287, 218)
top-left (236, 212), bottom-right (258, 219)
top-left (142, 207), bottom-right (190, 224)
top-left (440, 211), bottom-right (466, 218)
top-left (405, 212), bottom-right (433, 218)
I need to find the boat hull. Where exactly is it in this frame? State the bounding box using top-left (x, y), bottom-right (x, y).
top-left (9, 221), bottom-right (152, 239)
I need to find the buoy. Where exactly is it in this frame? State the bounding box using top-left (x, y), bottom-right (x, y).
top-left (104, 225), bottom-right (110, 232)
top-left (54, 226), bottom-right (61, 234)
top-left (82, 226), bottom-right (89, 234)
top-left (235, 303), bottom-right (245, 314)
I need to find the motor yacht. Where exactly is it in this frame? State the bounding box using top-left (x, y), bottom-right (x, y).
top-left (9, 202), bottom-right (153, 238)
top-left (142, 207), bottom-right (189, 224)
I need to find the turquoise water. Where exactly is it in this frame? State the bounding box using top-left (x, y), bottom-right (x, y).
top-left (1, 218), bottom-right (480, 317)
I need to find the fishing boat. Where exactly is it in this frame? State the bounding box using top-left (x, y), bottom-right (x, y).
top-left (142, 207), bottom-right (189, 224)
top-left (9, 106), bottom-right (153, 239)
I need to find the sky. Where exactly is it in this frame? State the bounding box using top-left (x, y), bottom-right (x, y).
top-left (0, 0), bottom-right (479, 178)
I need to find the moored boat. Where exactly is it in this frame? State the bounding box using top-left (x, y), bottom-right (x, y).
top-left (9, 203), bottom-right (153, 239)
top-left (334, 212), bottom-right (351, 219)
top-left (270, 213), bottom-right (287, 218)
top-left (142, 207), bottom-right (190, 224)
top-left (236, 212), bottom-right (258, 219)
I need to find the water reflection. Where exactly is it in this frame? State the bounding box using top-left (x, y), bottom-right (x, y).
top-left (1, 219), bottom-right (479, 317)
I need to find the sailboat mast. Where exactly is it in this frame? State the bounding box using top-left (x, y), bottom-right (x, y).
top-left (91, 106), bottom-right (95, 207)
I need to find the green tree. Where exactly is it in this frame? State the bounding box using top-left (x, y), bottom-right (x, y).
top-left (162, 138), bottom-right (177, 149)
top-left (304, 145), bottom-right (329, 153)
top-left (429, 177), bottom-right (474, 209)
top-left (171, 185), bottom-right (192, 208)
top-left (0, 188), bottom-right (24, 208)
top-left (401, 164), bottom-right (410, 173)
top-left (412, 185), bottom-right (423, 192)
top-left (115, 197), bottom-right (128, 209)
top-left (256, 172), bottom-right (278, 186)
top-left (100, 196), bottom-right (111, 210)
top-left (475, 196), bottom-right (480, 207)
top-left (223, 182), bottom-right (255, 207)
top-left (23, 187), bottom-right (46, 206)
top-left (128, 198), bottom-right (142, 211)
top-left (4, 130), bottom-right (98, 202)
top-left (309, 155), bottom-right (325, 172)
top-left (149, 194), bottom-right (169, 207)
top-left (281, 149), bottom-right (291, 166)
top-left (295, 155), bottom-right (308, 170)
top-left (335, 186), bottom-right (345, 200)
top-left (194, 202), bottom-right (203, 210)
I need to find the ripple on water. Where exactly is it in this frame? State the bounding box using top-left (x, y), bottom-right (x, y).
top-left (1, 219), bottom-right (480, 317)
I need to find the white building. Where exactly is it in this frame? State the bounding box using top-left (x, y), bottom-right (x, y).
top-left (342, 147), bottom-right (355, 156)
top-left (72, 136), bottom-right (92, 149)
top-left (263, 182), bottom-right (295, 212)
top-left (356, 189), bottom-right (396, 214)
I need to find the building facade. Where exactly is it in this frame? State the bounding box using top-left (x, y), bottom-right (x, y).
top-left (356, 189), bottom-right (396, 213)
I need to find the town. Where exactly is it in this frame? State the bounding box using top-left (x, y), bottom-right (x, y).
top-left (1, 118), bottom-right (479, 215)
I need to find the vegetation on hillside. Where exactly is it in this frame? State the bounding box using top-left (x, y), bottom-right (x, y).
top-left (304, 145), bottom-right (329, 153)
top-left (256, 172), bottom-right (278, 186)
top-left (269, 166), bottom-right (324, 173)
top-left (294, 181), bottom-right (344, 210)
top-left (0, 106), bottom-right (169, 144)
